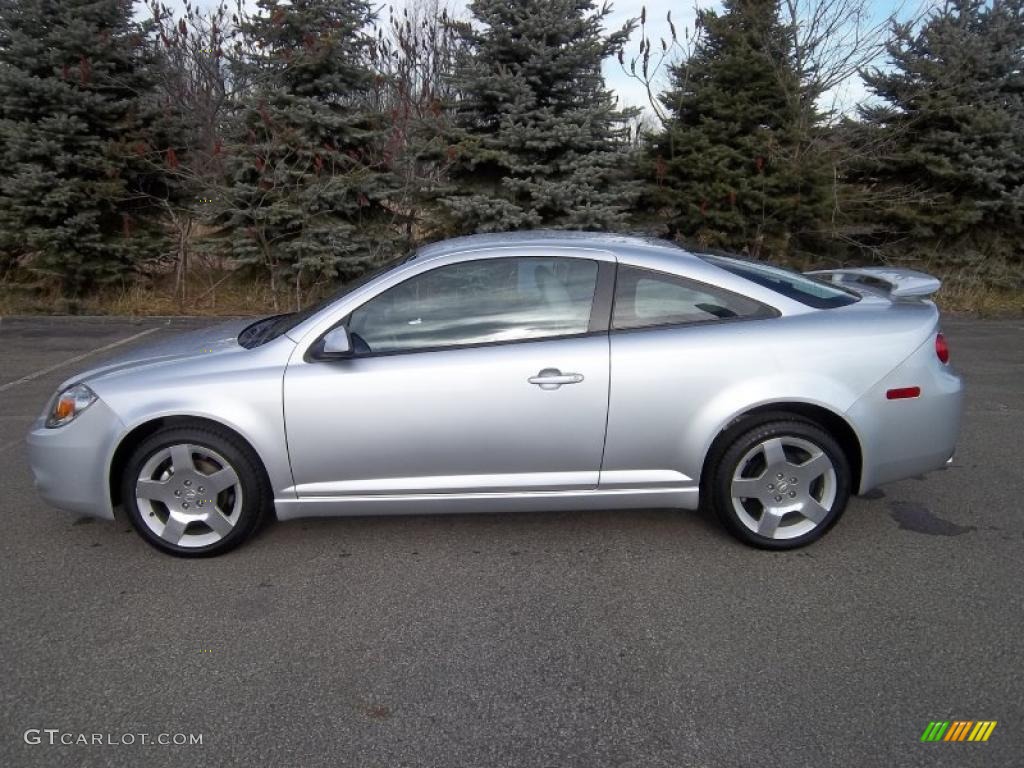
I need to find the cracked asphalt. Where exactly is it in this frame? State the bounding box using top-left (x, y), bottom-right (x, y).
top-left (0, 315), bottom-right (1021, 767)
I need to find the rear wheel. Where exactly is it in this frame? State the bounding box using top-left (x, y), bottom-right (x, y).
top-left (122, 426), bottom-right (269, 557)
top-left (709, 419), bottom-right (851, 549)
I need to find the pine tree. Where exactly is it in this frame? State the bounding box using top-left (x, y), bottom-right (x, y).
top-left (650, 0), bottom-right (829, 257)
top-left (220, 0), bottom-right (398, 307)
top-left (0, 0), bottom-right (161, 295)
top-left (856, 0), bottom-right (1024, 257)
top-left (442, 0), bottom-right (640, 234)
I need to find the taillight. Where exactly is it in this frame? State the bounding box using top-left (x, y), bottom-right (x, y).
top-left (935, 332), bottom-right (950, 364)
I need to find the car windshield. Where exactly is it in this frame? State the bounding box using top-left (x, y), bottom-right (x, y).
top-left (238, 251), bottom-right (414, 348)
top-left (698, 253), bottom-right (860, 309)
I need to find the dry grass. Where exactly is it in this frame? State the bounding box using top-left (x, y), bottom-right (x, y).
top-left (912, 256), bottom-right (1024, 316)
top-left (932, 280), bottom-right (1024, 315)
top-left (0, 269), bottom-right (310, 317)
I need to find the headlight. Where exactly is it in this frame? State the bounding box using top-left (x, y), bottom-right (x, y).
top-left (46, 383), bottom-right (98, 428)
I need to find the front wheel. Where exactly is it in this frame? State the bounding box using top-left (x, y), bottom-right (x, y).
top-left (709, 419), bottom-right (851, 549)
top-left (122, 426), bottom-right (269, 557)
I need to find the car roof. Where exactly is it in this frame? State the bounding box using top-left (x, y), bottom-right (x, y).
top-left (412, 230), bottom-right (697, 262)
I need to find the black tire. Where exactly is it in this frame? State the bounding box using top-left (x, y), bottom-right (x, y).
top-left (121, 425), bottom-right (270, 557)
top-left (708, 417), bottom-right (851, 550)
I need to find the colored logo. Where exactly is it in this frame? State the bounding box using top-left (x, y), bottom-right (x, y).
top-left (920, 721), bottom-right (997, 742)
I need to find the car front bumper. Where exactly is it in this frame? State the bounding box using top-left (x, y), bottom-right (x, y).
top-left (26, 398), bottom-right (125, 520)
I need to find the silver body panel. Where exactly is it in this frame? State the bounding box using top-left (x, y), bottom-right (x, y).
top-left (26, 232), bottom-right (963, 525)
top-left (283, 335), bottom-right (610, 497)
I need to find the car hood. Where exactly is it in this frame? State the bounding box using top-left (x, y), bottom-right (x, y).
top-left (64, 318), bottom-right (256, 387)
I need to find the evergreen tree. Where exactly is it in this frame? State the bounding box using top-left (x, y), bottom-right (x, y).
top-left (856, 0), bottom-right (1024, 257)
top-left (220, 0), bottom-right (398, 306)
top-left (650, 0), bottom-right (829, 257)
top-left (442, 0), bottom-right (639, 234)
top-left (0, 0), bottom-right (161, 295)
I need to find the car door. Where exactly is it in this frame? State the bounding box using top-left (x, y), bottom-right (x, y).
top-left (283, 251), bottom-right (614, 497)
top-left (601, 264), bottom-right (779, 490)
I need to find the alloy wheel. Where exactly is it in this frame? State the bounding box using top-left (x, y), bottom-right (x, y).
top-left (134, 443), bottom-right (244, 548)
top-left (729, 435), bottom-right (837, 540)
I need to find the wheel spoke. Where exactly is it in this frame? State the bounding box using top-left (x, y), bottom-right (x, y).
top-left (761, 438), bottom-right (787, 468)
top-left (757, 509), bottom-right (782, 538)
top-left (161, 512), bottom-right (188, 544)
top-left (731, 476), bottom-right (766, 499)
top-left (203, 509), bottom-right (234, 536)
top-left (203, 466), bottom-right (239, 494)
top-left (169, 444), bottom-right (194, 475)
top-left (798, 452), bottom-right (832, 483)
top-left (801, 498), bottom-right (829, 524)
top-left (136, 478), bottom-right (168, 502)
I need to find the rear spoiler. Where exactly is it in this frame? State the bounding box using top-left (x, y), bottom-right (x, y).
top-left (805, 267), bottom-right (942, 299)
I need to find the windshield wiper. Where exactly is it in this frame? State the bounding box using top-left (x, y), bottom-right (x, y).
top-left (238, 314), bottom-right (288, 348)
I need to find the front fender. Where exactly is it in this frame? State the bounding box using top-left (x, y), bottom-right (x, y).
top-left (95, 366), bottom-right (294, 514)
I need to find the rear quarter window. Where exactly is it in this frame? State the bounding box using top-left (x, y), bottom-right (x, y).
top-left (612, 265), bottom-right (776, 330)
top-left (699, 253), bottom-right (860, 309)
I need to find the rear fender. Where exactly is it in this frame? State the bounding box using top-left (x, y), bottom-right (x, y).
top-left (846, 333), bottom-right (964, 491)
top-left (691, 376), bottom-right (865, 486)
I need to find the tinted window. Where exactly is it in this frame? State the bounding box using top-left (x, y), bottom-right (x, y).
top-left (348, 257), bottom-right (599, 354)
top-left (612, 266), bottom-right (775, 330)
top-left (699, 253), bottom-right (859, 309)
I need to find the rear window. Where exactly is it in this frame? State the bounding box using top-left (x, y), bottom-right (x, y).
top-left (699, 253), bottom-right (860, 309)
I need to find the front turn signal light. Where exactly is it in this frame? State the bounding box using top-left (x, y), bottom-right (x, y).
top-left (46, 383), bottom-right (98, 428)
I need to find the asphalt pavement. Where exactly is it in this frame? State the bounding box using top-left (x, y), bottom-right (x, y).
top-left (0, 314), bottom-right (1021, 767)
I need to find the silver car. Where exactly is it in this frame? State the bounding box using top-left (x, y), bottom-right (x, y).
top-left (26, 232), bottom-right (964, 556)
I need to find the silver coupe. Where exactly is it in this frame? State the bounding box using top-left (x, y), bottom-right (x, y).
top-left (26, 232), bottom-right (964, 556)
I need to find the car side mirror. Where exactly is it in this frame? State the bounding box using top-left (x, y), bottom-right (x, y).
top-left (316, 326), bottom-right (352, 360)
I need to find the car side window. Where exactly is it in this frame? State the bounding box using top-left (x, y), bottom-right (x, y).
top-left (347, 257), bottom-right (599, 354)
top-left (612, 265), bottom-right (775, 330)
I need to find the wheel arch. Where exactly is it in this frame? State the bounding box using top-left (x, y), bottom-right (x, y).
top-left (108, 415), bottom-right (274, 514)
top-left (699, 402), bottom-right (864, 497)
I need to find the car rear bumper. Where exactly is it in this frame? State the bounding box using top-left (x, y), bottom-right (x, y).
top-left (25, 399), bottom-right (124, 520)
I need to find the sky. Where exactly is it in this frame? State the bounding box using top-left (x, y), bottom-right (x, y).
top-left (559, 0), bottom-right (921, 117)
top-left (593, 0), bottom-right (917, 116)
top-left (563, 0), bottom-right (703, 113)
top-left (587, 0), bottom-right (704, 118)
top-left (165, 0), bottom-right (920, 117)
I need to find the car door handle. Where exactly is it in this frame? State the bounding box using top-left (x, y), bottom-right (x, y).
top-left (528, 368), bottom-right (584, 390)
